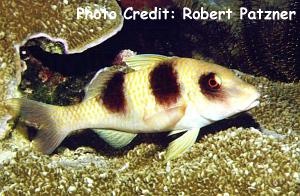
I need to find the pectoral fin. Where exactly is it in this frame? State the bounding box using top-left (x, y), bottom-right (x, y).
top-left (168, 129), bottom-right (187, 136)
top-left (165, 128), bottom-right (199, 161)
top-left (144, 105), bottom-right (186, 130)
top-left (93, 129), bottom-right (137, 149)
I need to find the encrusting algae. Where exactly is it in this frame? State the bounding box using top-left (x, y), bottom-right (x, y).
top-left (0, 0), bottom-right (123, 138)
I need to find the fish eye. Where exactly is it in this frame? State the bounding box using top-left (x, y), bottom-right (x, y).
top-left (199, 72), bottom-right (222, 93)
top-left (198, 72), bottom-right (224, 99)
top-left (208, 74), bottom-right (221, 90)
top-left (208, 77), bottom-right (218, 88)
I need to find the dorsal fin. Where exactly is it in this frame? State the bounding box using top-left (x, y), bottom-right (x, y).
top-left (124, 54), bottom-right (173, 70)
top-left (84, 54), bottom-right (173, 100)
top-left (84, 66), bottom-right (124, 100)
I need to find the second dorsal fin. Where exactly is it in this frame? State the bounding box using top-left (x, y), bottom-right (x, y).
top-left (83, 66), bottom-right (125, 100)
top-left (84, 54), bottom-right (173, 100)
top-left (124, 54), bottom-right (172, 70)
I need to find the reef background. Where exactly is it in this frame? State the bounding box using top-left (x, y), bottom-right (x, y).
top-left (0, 0), bottom-right (299, 195)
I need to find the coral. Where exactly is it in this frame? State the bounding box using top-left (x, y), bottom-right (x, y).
top-left (0, 73), bottom-right (299, 194)
top-left (243, 75), bottom-right (300, 134)
top-left (0, 115), bottom-right (12, 139)
top-left (0, 0), bottom-right (123, 137)
top-left (0, 44), bottom-right (21, 139)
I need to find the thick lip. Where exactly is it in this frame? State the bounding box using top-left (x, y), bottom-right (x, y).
top-left (245, 90), bottom-right (261, 111)
top-left (226, 99), bottom-right (259, 119)
top-left (245, 99), bottom-right (260, 110)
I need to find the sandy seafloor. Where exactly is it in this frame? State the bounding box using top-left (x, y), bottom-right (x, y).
top-left (0, 72), bottom-right (299, 195)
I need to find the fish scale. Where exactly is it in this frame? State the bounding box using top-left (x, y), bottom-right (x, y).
top-left (125, 66), bottom-right (158, 121)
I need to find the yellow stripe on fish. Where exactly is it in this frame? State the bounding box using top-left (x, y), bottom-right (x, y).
top-left (5, 54), bottom-right (260, 161)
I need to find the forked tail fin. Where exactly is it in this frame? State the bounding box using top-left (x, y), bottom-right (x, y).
top-left (5, 98), bottom-right (70, 154)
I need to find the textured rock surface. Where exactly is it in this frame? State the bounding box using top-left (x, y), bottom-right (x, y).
top-left (0, 0), bottom-right (123, 138)
top-left (0, 74), bottom-right (299, 195)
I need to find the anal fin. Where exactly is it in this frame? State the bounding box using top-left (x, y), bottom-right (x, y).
top-left (165, 128), bottom-right (199, 161)
top-left (93, 129), bottom-right (137, 149)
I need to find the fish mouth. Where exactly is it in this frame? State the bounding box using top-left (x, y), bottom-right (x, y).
top-left (235, 98), bottom-right (260, 114)
top-left (226, 99), bottom-right (260, 120)
top-left (244, 90), bottom-right (261, 111)
top-left (245, 99), bottom-right (260, 111)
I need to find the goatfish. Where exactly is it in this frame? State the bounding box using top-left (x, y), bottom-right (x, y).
top-left (6, 55), bottom-right (260, 161)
